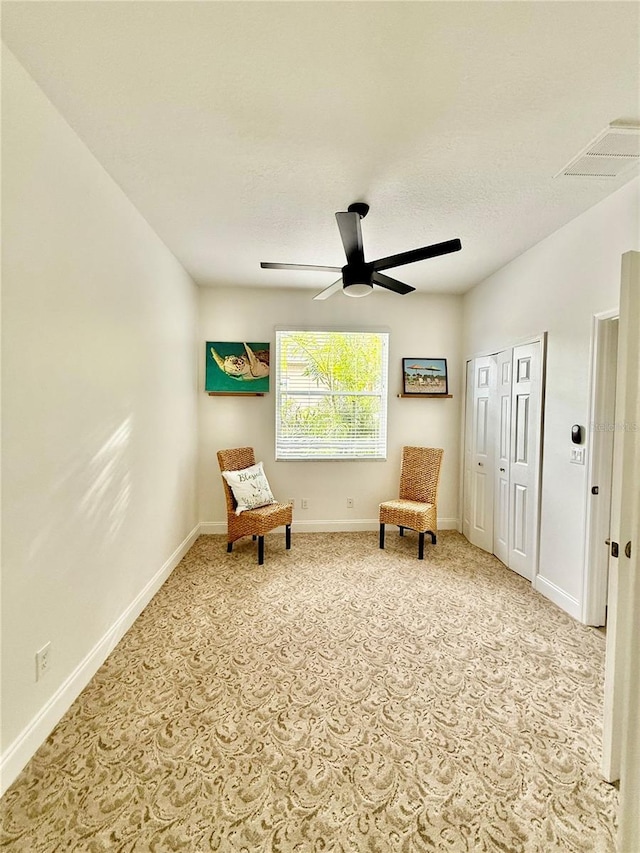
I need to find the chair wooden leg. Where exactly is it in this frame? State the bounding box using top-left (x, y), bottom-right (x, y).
top-left (258, 535), bottom-right (265, 565)
top-left (227, 542), bottom-right (233, 553)
top-left (418, 532), bottom-right (425, 560)
top-left (429, 531), bottom-right (437, 544)
top-left (399, 526), bottom-right (404, 537)
top-left (286, 524), bottom-right (291, 550)
top-left (379, 523), bottom-right (385, 549)
top-left (252, 535), bottom-right (257, 541)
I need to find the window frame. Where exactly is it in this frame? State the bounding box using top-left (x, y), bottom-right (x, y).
top-left (275, 326), bottom-right (390, 461)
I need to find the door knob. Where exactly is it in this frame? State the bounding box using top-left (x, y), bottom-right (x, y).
top-left (625, 541), bottom-right (632, 559)
top-left (499, 467), bottom-right (506, 472)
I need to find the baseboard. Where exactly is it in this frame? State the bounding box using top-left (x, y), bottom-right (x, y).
top-left (436, 518), bottom-right (459, 531)
top-left (0, 523), bottom-right (201, 796)
top-left (198, 522), bottom-right (227, 534)
top-left (534, 574), bottom-right (581, 621)
top-left (288, 520), bottom-right (380, 533)
top-left (199, 518), bottom-right (460, 535)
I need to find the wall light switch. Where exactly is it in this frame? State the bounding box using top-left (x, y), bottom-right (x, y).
top-left (570, 447), bottom-right (585, 465)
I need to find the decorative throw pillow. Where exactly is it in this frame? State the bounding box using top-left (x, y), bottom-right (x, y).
top-left (222, 462), bottom-right (276, 515)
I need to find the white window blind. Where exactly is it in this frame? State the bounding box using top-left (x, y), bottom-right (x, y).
top-left (275, 329), bottom-right (389, 460)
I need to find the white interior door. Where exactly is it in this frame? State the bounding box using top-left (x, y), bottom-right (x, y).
top-left (602, 253), bottom-right (640, 850)
top-left (466, 355), bottom-right (496, 552)
top-left (493, 349), bottom-right (512, 565)
top-left (507, 342), bottom-right (542, 581)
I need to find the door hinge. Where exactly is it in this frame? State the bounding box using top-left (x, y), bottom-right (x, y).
top-left (611, 541), bottom-right (619, 558)
top-left (591, 486), bottom-right (599, 495)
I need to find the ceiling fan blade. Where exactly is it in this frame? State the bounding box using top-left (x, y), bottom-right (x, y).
top-left (261, 262), bottom-right (341, 272)
top-left (313, 278), bottom-right (344, 301)
top-left (335, 212), bottom-right (364, 264)
top-left (372, 238), bottom-right (462, 272)
top-left (372, 272), bottom-right (415, 295)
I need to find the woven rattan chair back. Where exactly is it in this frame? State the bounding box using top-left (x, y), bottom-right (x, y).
top-left (217, 446), bottom-right (256, 513)
top-left (398, 446), bottom-right (443, 504)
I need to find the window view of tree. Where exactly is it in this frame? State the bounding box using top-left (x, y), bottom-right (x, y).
top-left (276, 330), bottom-right (389, 460)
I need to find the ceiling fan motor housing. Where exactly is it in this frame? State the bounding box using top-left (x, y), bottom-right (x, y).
top-left (342, 262), bottom-right (374, 297)
top-left (342, 262), bottom-right (373, 286)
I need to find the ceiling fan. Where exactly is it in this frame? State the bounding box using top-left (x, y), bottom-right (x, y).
top-left (260, 202), bottom-right (462, 300)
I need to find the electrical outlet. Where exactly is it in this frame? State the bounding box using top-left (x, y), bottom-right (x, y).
top-left (347, 497), bottom-right (354, 508)
top-left (35, 642), bottom-right (51, 681)
top-left (301, 498), bottom-right (308, 509)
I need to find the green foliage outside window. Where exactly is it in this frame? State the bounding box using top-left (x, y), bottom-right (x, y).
top-left (276, 330), bottom-right (388, 459)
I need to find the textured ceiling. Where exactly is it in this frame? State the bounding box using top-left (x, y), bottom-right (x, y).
top-left (2, 1), bottom-right (639, 295)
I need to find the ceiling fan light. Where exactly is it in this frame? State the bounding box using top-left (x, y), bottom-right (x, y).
top-left (343, 282), bottom-right (373, 298)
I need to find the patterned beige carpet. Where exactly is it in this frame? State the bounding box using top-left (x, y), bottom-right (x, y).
top-left (1, 531), bottom-right (617, 852)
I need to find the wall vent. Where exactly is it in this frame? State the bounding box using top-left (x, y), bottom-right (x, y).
top-left (556, 123), bottom-right (640, 179)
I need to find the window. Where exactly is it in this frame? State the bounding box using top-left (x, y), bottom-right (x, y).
top-left (275, 329), bottom-right (389, 460)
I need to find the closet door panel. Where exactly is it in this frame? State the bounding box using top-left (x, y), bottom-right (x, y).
top-left (494, 349), bottom-right (512, 565)
top-left (508, 342), bottom-right (542, 580)
top-left (464, 355), bottom-right (496, 552)
top-left (462, 360), bottom-right (474, 539)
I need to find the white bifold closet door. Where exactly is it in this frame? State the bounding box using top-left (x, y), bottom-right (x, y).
top-left (463, 341), bottom-right (543, 581)
top-left (463, 355), bottom-right (496, 553)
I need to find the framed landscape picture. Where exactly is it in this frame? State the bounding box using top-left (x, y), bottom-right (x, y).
top-left (205, 342), bottom-right (270, 394)
top-left (402, 358), bottom-right (449, 396)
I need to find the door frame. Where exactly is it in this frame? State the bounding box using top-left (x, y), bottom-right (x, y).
top-left (582, 309), bottom-right (619, 626)
top-left (460, 331), bottom-right (547, 584)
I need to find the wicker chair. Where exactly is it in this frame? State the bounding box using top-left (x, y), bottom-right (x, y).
top-left (379, 446), bottom-right (444, 559)
top-left (217, 447), bottom-right (292, 565)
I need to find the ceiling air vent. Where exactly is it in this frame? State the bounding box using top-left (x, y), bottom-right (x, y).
top-left (556, 123), bottom-right (640, 179)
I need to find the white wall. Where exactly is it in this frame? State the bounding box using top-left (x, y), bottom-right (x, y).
top-left (1, 48), bottom-right (199, 789)
top-left (462, 178), bottom-right (640, 619)
top-left (198, 287), bottom-right (462, 532)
